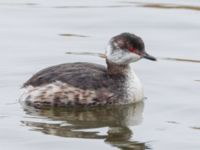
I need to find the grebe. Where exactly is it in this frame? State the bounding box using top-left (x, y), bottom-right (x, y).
top-left (20, 33), bottom-right (156, 108)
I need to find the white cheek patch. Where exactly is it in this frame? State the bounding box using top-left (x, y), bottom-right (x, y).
top-left (106, 45), bottom-right (141, 65)
top-left (130, 52), bottom-right (141, 62)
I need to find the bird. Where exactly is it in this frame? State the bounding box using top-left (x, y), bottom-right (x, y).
top-left (20, 32), bottom-right (156, 108)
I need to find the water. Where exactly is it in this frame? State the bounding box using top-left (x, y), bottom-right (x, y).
top-left (0, 0), bottom-right (200, 149)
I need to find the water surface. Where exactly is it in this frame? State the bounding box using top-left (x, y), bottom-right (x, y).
top-left (0, 0), bottom-right (199, 150)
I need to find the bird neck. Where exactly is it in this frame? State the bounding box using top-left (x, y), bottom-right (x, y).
top-left (106, 59), bottom-right (131, 76)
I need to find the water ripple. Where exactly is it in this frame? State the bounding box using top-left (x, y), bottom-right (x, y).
top-left (122, 2), bottom-right (200, 12)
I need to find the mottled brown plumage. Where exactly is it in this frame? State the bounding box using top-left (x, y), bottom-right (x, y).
top-left (23, 62), bottom-right (127, 91)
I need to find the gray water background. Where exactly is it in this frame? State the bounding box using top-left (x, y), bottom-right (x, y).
top-left (0, 0), bottom-right (199, 150)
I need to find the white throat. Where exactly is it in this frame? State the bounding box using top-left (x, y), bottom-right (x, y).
top-left (125, 68), bottom-right (144, 103)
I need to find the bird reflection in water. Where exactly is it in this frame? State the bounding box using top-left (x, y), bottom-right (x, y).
top-left (21, 102), bottom-right (149, 150)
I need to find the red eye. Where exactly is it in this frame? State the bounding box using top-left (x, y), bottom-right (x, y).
top-left (128, 47), bottom-right (137, 52)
